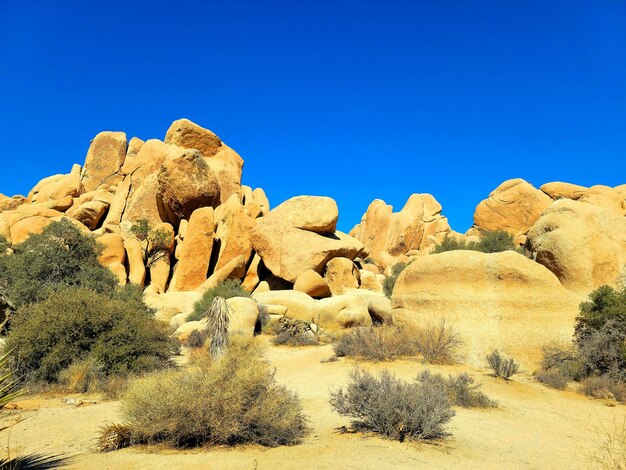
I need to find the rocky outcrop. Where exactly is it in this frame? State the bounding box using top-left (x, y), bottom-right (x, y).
top-left (472, 178), bottom-right (553, 239)
top-left (81, 132), bottom-right (127, 191)
top-left (323, 257), bottom-right (360, 295)
top-left (350, 194), bottom-right (451, 267)
top-left (294, 269), bottom-right (331, 298)
top-left (392, 250), bottom-right (584, 370)
top-left (252, 196), bottom-right (364, 283)
top-left (526, 199), bottom-right (626, 292)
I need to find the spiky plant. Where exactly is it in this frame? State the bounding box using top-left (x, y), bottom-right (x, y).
top-left (0, 349), bottom-right (23, 410)
top-left (207, 297), bottom-right (232, 361)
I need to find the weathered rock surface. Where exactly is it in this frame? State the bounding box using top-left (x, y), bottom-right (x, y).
top-left (392, 250), bottom-right (584, 370)
top-left (294, 269), bottom-right (331, 298)
top-left (350, 194), bottom-right (451, 267)
top-left (252, 196), bottom-right (364, 283)
top-left (81, 131), bottom-right (127, 191)
top-left (526, 199), bottom-right (626, 292)
top-left (540, 182), bottom-right (587, 200)
top-left (323, 257), bottom-right (361, 295)
top-left (473, 178), bottom-right (553, 237)
top-left (157, 149), bottom-right (220, 223)
top-left (170, 207), bottom-right (214, 291)
top-left (97, 233), bottom-right (127, 284)
top-left (227, 297), bottom-right (259, 336)
top-left (214, 195), bottom-right (255, 272)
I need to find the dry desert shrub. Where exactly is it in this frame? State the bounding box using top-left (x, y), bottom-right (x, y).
top-left (445, 372), bottom-right (497, 408)
top-left (413, 319), bottom-right (463, 364)
top-left (271, 316), bottom-right (319, 347)
top-left (333, 325), bottom-right (417, 361)
top-left (486, 350), bottom-right (519, 380)
top-left (581, 376), bottom-right (626, 402)
top-left (590, 416), bottom-right (626, 469)
top-left (330, 368), bottom-right (454, 441)
top-left (535, 369), bottom-right (569, 390)
top-left (100, 342), bottom-right (307, 450)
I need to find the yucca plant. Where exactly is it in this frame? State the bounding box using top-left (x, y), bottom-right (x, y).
top-left (206, 297), bottom-right (232, 361)
top-left (0, 349), bottom-right (23, 410)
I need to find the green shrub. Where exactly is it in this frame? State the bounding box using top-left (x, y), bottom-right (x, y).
top-left (382, 262), bottom-right (408, 298)
top-left (5, 286), bottom-right (173, 383)
top-left (187, 280), bottom-right (250, 322)
top-left (330, 368), bottom-right (454, 441)
top-left (333, 326), bottom-right (418, 361)
top-left (486, 350), bottom-right (519, 380)
top-left (574, 285), bottom-right (626, 379)
top-left (433, 230), bottom-right (516, 254)
top-left (535, 369), bottom-right (569, 390)
top-left (109, 345), bottom-right (307, 449)
top-left (445, 372), bottom-right (496, 407)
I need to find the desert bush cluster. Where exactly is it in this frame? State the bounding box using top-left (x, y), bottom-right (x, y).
top-left (382, 262), bottom-right (408, 298)
top-left (432, 230), bottom-right (516, 254)
top-left (187, 279), bottom-right (250, 322)
top-left (271, 316), bottom-right (319, 346)
top-left (535, 285), bottom-right (626, 399)
top-left (330, 368), bottom-right (494, 442)
top-left (0, 221), bottom-right (174, 391)
top-left (486, 350), bottom-right (520, 380)
top-left (333, 320), bottom-right (461, 364)
top-left (100, 342), bottom-right (307, 450)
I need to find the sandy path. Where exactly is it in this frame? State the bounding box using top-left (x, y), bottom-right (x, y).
top-left (1, 341), bottom-right (624, 469)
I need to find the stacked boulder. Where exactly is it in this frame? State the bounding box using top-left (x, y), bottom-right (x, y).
top-left (0, 118), bottom-right (386, 335)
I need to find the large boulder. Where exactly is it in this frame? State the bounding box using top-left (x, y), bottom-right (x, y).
top-left (170, 207), bottom-right (214, 291)
top-left (252, 290), bottom-right (317, 323)
top-left (157, 149), bottom-right (221, 223)
top-left (294, 269), bottom-right (331, 298)
top-left (251, 196), bottom-right (364, 283)
top-left (473, 178), bottom-right (553, 237)
top-left (540, 181), bottom-right (587, 200)
top-left (97, 233), bottom-right (127, 284)
top-left (350, 194), bottom-right (451, 267)
top-left (165, 118), bottom-right (223, 159)
top-left (214, 195), bottom-right (255, 272)
top-left (314, 295), bottom-right (372, 329)
top-left (227, 297), bottom-right (259, 336)
top-left (323, 257), bottom-right (361, 295)
top-left (578, 185), bottom-right (625, 216)
top-left (122, 173), bottom-right (164, 226)
top-left (392, 250), bottom-right (584, 370)
top-left (81, 131), bottom-right (127, 192)
top-left (526, 199), bottom-right (626, 292)
top-left (30, 164), bottom-right (82, 203)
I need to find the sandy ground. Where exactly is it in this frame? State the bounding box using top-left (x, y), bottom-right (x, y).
top-left (1, 339), bottom-right (624, 470)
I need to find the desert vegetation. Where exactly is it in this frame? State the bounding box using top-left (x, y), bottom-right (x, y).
top-left (333, 320), bottom-right (461, 364)
top-left (187, 279), bottom-right (250, 322)
top-left (432, 230), bottom-right (516, 254)
top-left (382, 262), bottom-right (408, 298)
top-left (486, 350), bottom-right (520, 380)
top-left (99, 339), bottom-right (307, 451)
top-left (271, 316), bottom-right (319, 346)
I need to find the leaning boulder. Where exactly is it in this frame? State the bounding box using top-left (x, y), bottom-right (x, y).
top-left (81, 131), bottom-right (127, 191)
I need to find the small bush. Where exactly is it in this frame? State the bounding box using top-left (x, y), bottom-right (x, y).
top-left (486, 350), bottom-right (519, 380)
top-left (98, 423), bottom-right (135, 453)
top-left (535, 369), bottom-right (569, 390)
top-left (383, 262), bottom-right (408, 298)
top-left (540, 345), bottom-right (585, 381)
top-left (333, 326), bottom-right (418, 361)
top-left (414, 319), bottom-right (462, 364)
top-left (187, 280), bottom-right (250, 322)
top-left (5, 286), bottom-right (173, 383)
top-left (112, 345), bottom-right (307, 449)
top-left (272, 317), bottom-right (318, 346)
top-left (432, 230), bottom-right (516, 254)
top-left (330, 368), bottom-right (454, 441)
top-left (446, 372), bottom-right (496, 408)
top-left (581, 376), bottom-right (626, 402)
top-left (184, 329), bottom-right (208, 349)
top-left (58, 357), bottom-right (106, 393)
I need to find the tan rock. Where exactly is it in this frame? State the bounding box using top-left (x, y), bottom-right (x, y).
top-left (122, 173), bottom-right (164, 225)
top-left (350, 194), bottom-right (451, 268)
top-left (578, 185), bottom-right (624, 215)
top-left (171, 207), bottom-right (214, 291)
top-left (30, 164), bottom-right (82, 203)
top-left (144, 290), bottom-right (202, 323)
top-left (392, 250), bottom-right (584, 370)
top-left (294, 269), bottom-right (331, 298)
top-left (324, 257), bottom-right (361, 295)
top-left (252, 188), bottom-right (270, 216)
top-left (367, 296), bottom-right (393, 324)
top-left (206, 151), bottom-right (242, 205)
top-left (149, 254), bottom-right (171, 293)
top-left (214, 195), bottom-right (255, 272)
top-left (252, 280), bottom-right (270, 295)
top-left (198, 254), bottom-right (247, 292)
top-left (251, 196), bottom-right (364, 283)
top-left (314, 295), bottom-right (372, 329)
top-left (227, 297), bottom-right (259, 336)
top-left (123, 237), bottom-right (146, 286)
top-left (69, 200), bottom-right (109, 229)
top-left (0, 195), bottom-right (26, 214)
top-left (157, 149), bottom-right (221, 223)
top-left (473, 178), bottom-right (553, 237)
top-left (360, 269), bottom-right (383, 292)
top-left (165, 118), bottom-right (223, 158)
top-left (122, 139), bottom-right (184, 188)
top-left (97, 233), bottom-right (127, 284)
top-left (252, 290), bottom-right (316, 323)
top-left (102, 177), bottom-right (131, 226)
top-left (540, 181), bottom-right (587, 200)
top-left (526, 199), bottom-right (626, 292)
top-left (10, 216), bottom-right (54, 244)
top-left (242, 253), bottom-right (262, 292)
top-left (81, 131), bottom-right (127, 191)
top-left (174, 320), bottom-right (208, 342)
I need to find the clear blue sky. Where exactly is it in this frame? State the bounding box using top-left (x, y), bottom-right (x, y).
top-left (1, 1), bottom-right (624, 233)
